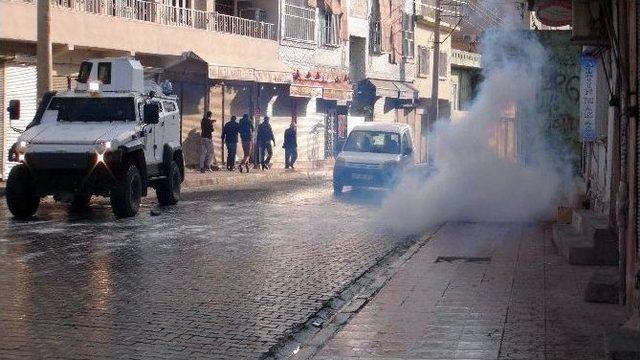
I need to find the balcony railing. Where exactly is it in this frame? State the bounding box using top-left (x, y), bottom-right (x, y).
top-left (19, 0), bottom-right (276, 40)
top-left (451, 49), bottom-right (481, 68)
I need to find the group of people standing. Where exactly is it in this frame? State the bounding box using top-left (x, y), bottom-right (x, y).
top-left (199, 112), bottom-right (298, 173)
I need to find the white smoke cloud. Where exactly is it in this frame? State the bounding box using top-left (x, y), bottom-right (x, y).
top-left (378, 4), bottom-right (577, 235)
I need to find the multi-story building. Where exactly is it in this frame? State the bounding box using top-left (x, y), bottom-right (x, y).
top-left (348, 0), bottom-right (418, 141)
top-left (0, 0), bottom-right (294, 176)
top-left (413, 0), bottom-right (454, 163)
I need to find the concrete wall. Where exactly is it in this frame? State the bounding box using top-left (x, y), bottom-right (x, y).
top-left (414, 22), bottom-right (451, 101)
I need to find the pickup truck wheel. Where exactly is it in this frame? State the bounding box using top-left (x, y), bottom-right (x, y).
top-left (110, 164), bottom-right (142, 219)
top-left (6, 164), bottom-right (40, 219)
top-left (157, 161), bottom-right (181, 206)
top-left (333, 180), bottom-right (343, 195)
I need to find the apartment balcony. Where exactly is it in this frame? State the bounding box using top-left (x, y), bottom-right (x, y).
top-left (0, 0), bottom-right (285, 75)
top-left (451, 49), bottom-right (481, 68)
top-left (4, 0), bottom-right (277, 40)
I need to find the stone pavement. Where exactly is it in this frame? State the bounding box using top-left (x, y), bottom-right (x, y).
top-left (315, 222), bottom-right (628, 360)
top-left (0, 183), bottom-right (408, 359)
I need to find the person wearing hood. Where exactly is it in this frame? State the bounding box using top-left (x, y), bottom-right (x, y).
top-left (257, 116), bottom-right (276, 170)
top-left (238, 114), bottom-right (254, 173)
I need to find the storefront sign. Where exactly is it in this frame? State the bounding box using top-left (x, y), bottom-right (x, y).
top-left (209, 65), bottom-right (255, 82)
top-left (290, 84), bottom-right (323, 98)
top-left (255, 70), bottom-right (291, 84)
top-left (209, 65), bottom-right (291, 84)
top-left (579, 55), bottom-right (597, 142)
top-left (323, 87), bottom-right (353, 101)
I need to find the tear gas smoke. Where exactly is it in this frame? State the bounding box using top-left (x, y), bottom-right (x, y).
top-left (378, 4), bottom-right (576, 235)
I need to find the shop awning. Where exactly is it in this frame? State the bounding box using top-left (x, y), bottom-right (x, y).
top-left (365, 79), bottom-right (418, 100)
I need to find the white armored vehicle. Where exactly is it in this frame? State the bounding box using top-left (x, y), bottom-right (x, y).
top-left (5, 58), bottom-right (184, 218)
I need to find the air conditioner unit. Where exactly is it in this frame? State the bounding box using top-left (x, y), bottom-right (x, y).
top-left (239, 8), bottom-right (267, 22)
top-left (571, 0), bottom-right (608, 45)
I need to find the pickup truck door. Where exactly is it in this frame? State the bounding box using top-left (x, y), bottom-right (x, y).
top-left (401, 131), bottom-right (414, 168)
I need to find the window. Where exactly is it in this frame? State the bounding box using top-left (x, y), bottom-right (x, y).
top-left (344, 131), bottom-right (401, 154)
top-left (284, 0), bottom-right (316, 43)
top-left (320, 10), bottom-right (340, 46)
top-left (163, 101), bottom-right (177, 113)
top-left (48, 97), bottom-right (136, 122)
top-left (438, 51), bottom-right (448, 78)
top-left (97, 62), bottom-right (112, 84)
top-left (417, 46), bottom-right (430, 77)
top-left (402, 13), bottom-right (414, 58)
top-left (402, 132), bottom-right (412, 154)
top-left (77, 62), bottom-right (92, 84)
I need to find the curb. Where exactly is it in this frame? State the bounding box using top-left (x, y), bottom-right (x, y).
top-left (0, 171), bottom-right (331, 199)
top-left (264, 224), bottom-right (446, 360)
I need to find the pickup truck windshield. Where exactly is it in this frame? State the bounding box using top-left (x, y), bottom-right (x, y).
top-left (343, 130), bottom-right (401, 154)
top-left (48, 97), bottom-right (136, 122)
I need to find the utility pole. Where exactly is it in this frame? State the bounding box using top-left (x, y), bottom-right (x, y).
top-left (428, 0), bottom-right (442, 163)
top-left (37, 0), bottom-right (52, 101)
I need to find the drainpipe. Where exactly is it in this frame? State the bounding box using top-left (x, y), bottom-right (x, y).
top-left (37, 0), bottom-right (52, 102)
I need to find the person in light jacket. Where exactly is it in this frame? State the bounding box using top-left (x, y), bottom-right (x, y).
top-left (199, 111), bottom-right (216, 173)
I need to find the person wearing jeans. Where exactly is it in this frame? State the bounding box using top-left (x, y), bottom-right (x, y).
top-left (238, 114), bottom-right (254, 173)
top-left (283, 121), bottom-right (298, 169)
top-left (221, 116), bottom-right (240, 171)
top-left (199, 111), bottom-right (216, 173)
top-left (257, 116), bottom-right (275, 170)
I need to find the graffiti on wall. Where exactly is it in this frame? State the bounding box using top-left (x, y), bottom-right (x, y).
top-left (534, 31), bottom-right (582, 168)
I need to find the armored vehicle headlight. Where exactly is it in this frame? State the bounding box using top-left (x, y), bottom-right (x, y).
top-left (95, 140), bottom-right (112, 154)
top-left (17, 141), bottom-right (29, 153)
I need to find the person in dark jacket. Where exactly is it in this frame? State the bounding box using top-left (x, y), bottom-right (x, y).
top-left (257, 116), bottom-right (276, 170)
top-left (221, 116), bottom-right (240, 171)
top-left (283, 121), bottom-right (298, 169)
top-left (238, 114), bottom-right (254, 173)
top-left (199, 111), bottom-right (216, 173)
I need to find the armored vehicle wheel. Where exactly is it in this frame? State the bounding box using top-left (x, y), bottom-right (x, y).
top-left (156, 160), bottom-right (181, 206)
top-left (110, 164), bottom-right (142, 219)
top-left (71, 194), bottom-right (92, 210)
top-left (6, 164), bottom-right (40, 219)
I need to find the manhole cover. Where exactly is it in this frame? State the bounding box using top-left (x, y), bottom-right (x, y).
top-left (435, 256), bottom-right (491, 263)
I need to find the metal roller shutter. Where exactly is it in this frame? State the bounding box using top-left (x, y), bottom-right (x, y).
top-left (0, 62), bottom-right (4, 179)
top-left (4, 64), bottom-right (37, 179)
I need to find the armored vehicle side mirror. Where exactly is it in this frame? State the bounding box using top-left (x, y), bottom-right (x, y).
top-left (144, 103), bottom-right (160, 124)
top-left (8, 100), bottom-right (20, 120)
top-left (403, 147), bottom-right (413, 156)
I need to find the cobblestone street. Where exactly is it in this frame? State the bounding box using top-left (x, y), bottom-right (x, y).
top-left (315, 223), bottom-right (628, 360)
top-left (0, 181), bottom-right (407, 359)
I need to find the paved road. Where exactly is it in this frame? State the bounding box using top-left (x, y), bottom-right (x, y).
top-left (0, 181), bottom-right (407, 359)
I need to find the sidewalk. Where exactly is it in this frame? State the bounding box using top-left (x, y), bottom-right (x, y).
top-left (0, 165), bottom-right (332, 196)
top-left (314, 223), bottom-right (628, 360)
top-left (182, 165), bottom-right (331, 190)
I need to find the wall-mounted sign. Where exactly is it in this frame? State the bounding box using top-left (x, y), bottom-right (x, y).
top-left (209, 65), bottom-right (291, 84)
top-left (579, 55), bottom-right (596, 142)
top-left (290, 84), bottom-right (322, 98)
top-left (323, 87), bottom-right (353, 101)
